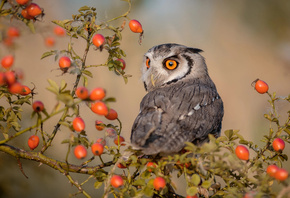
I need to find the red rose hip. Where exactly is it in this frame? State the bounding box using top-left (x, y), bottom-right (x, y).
top-left (110, 175), bottom-right (124, 188)
top-left (235, 145), bottom-right (249, 160)
top-left (28, 135), bottom-right (39, 150)
top-left (129, 19), bottom-right (143, 33)
top-left (272, 138), bottom-right (285, 152)
top-left (72, 117), bottom-right (85, 132)
top-left (254, 79), bottom-right (269, 94)
top-left (74, 145), bottom-right (87, 159)
top-left (32, 101), bottom-right (44, 112)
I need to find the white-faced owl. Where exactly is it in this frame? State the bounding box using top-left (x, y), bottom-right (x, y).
top-left (130, 43), bottom-right (224, 155)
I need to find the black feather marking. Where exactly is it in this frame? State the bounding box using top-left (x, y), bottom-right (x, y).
top-left (143, 82), bottom-right (147, 91)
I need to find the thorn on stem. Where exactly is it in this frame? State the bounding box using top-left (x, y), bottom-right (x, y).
top-left (17, 158), bottom-right (29, 179)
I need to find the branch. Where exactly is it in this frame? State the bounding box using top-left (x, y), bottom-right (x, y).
top-left (277, 184), bottom-right (290, 198)
top-left (0, 144), bottom-right (114, 174)
top-left (105, 0), bottom-right (131, 23)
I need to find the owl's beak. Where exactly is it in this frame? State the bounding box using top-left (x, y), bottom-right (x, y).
top-left (150, 74), bottom-right (156, 87)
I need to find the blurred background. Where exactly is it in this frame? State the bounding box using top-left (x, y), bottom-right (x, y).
top-left (0, 0), bottom-right (289, 197)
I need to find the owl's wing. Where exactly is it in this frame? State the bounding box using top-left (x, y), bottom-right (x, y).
top-left (130, 82), bottom-right (224, 155)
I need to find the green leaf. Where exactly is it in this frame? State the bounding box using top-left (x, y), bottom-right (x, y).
top-left (120, 49), bottom-right (126, 57)
top-left (47, 79), bottom-right (59, 93)
top-left (61, 139), bottom-right (70, 144)
top-left (130, 155), bottom-right (138, 163)
top-left (186, 186), bottom-right (198, 196)
top-left (2, 133), bottom-right (9, 140)
top-left (81, 75), bottom-right (88, 87)
top-left (41, 50), bottom-right (57, 59)
top-left (82, 70), bottom-right (93, 78)
top-left (27, 20), bottom-right (35, 33)
top-left (57, 94), bottom-right (74, 106)
top-left (143, 186), bottom-right (154, 197)
top-left (224, 129), bottom-right (233, 139)
top-left (215, 190), bottom-right (225, 196)
top-left (79, 6), bottom-right (90, 12)
top-left (201, 180), bottom-right (211, 189)
top-left (58, 121), bottom-right (70, 128)
top-left (191, 174), bottom-right (201, 186)
top-left (46, 86), bottom-right (58, 95)
top-left (217, 136), bottom-right (227, 142)
top-left (132, 179), bottom-right (145, 186)
top-left (52, 20), bottom-right (71, 27)
top-left (94, 181), bottom-right (103, 189)
top-left (239, 140), bottom-right (248, 145)
top-left (123, 76), bottom-right (128, 84)
top-left (11, 121), bottom-right (21, 131)
top-left (104, 97), bottom-right (116, 103)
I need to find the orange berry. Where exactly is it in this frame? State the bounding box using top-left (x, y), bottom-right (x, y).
top-left (274, 168), bottom-right (288, 181)
top-left (235, 145), bottom-right (249, 161)
top-left (117, 163), bottom-right (127, 169)
top-left (1, 55), bottom-right (14, 69)
top-left (110, 175), bottom-right (124, 188)
top-left (0, 72), bottom-right (5, 86)
top-left (5, 71), bottom-right (16, 85)
top-left (95, 138), bottom-right (106, 146)
top-left (9, 82), bottom-right (23, 94)
top-left (28, 135), bottom-right (39, 150)
top-left (27, 3), bottom-right (42, 17)
top-left (91, 143), bottom-right (104, 156)
top-left (54, 26), bottom-right (66, 36)
top-left (76, 87), bottom-right (89, 100)
top-left (72, 117), bottom-right (85, 132)
top-left (32, 101), bottom-right (44, 112)
top-left (90, 101), bottom-right (108, 116)
top-left (153, 177), bottom-right (166, 191)
top-left (74, 145), bottom-right (87, 159)
top-left (129, 19), bottom-right (143, 33)
top-left (186, 196), bottom-right (198, 198)
top-left (21, 8), bottom-right (34, 19)
top-left (113, 136), bottom-right (125, 146)
top-left (89, 87), bottom-right (106, 101)
top-left (59, 56), bottom-right (71, 71)
top-left (272, 138), bottom-right (285, 152)
top-left (3, 37), bottom-right (14, 46)
top-left (92, 34), bottom-right (105, 47)
top-left (7, 27), bottom-right (20, 38)
top-left (254, 79), bottom-right (269, 94)
top-left (266, 164), bottom-right (279, 177)
top-left (146, 162), bottom-right (157, 172)
top-left (105, 108), bottom-right (118, 120)
top-left (20, 85), bottom-right (31, 96)
top-left (95, 120), bottom-right (105, 131)
top-left (45, 37), bottom-right (55, 47)
top-left (16, 0), bottom-right (30, 5)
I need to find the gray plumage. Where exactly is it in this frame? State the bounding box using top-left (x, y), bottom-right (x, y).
top-left (130, 43), bottom-right (224, 155)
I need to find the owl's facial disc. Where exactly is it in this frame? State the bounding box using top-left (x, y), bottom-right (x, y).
top-left (141, 44), bottom-right (206, 92)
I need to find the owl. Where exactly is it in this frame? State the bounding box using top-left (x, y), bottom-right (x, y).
top-left (130, 43), bottom-right (224, 155)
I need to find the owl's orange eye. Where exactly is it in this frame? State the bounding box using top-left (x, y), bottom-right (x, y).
top-left (146, 58), bottom-right (150, 69)
top-left (164, 59), bottom-right (178, 70)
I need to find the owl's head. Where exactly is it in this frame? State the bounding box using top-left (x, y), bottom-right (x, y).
top-left (142, 43), bottom-right (208, 92)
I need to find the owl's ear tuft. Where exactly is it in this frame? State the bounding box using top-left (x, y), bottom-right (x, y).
top-left (186, 48), bottom-right (203, 54)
